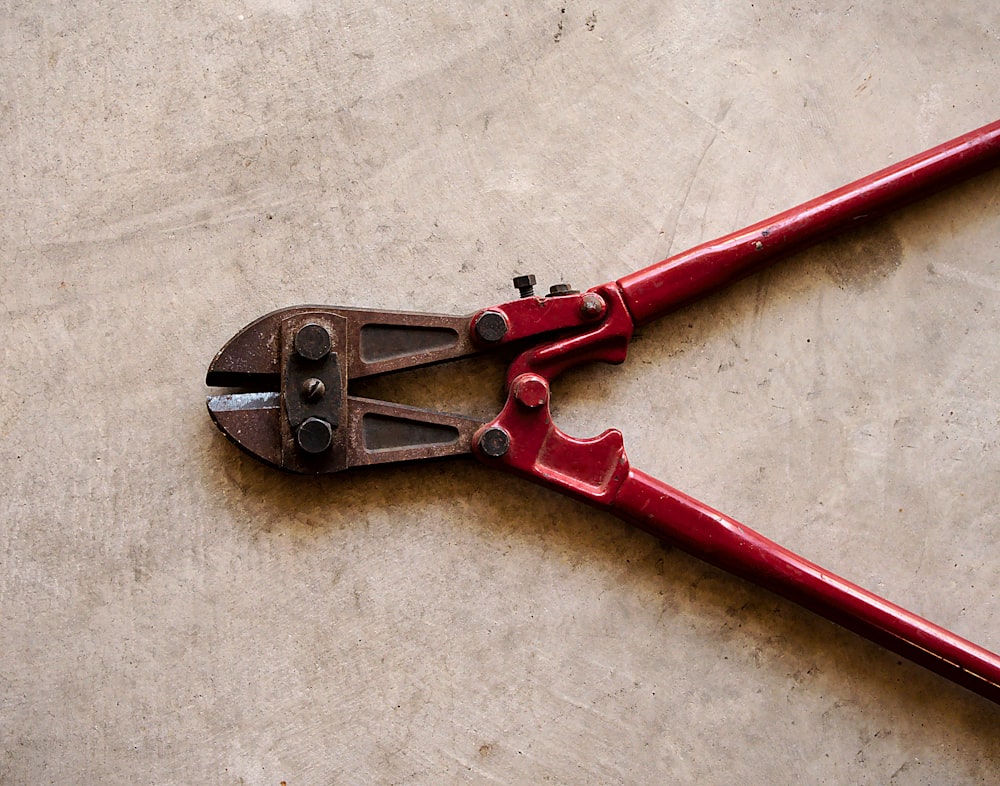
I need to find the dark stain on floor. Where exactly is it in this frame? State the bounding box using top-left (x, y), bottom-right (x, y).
top-left (820, 223), bottom-right (904, 292)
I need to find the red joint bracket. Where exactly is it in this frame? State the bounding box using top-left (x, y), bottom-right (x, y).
top-left (474, 373), bottom-right (630, 507)
top-left (504, 283), bottom-right (635, 385)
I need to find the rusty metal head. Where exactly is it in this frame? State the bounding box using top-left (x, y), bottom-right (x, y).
top-left (206, 305), bottom-right (484, 473)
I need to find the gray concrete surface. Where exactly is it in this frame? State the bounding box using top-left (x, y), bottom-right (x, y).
top-left (3, 2), bottom-right (999, 783)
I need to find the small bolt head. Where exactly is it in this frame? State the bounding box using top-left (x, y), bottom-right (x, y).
top-left (512, 375), bottom-right (548, 408)
top-left (478, 426), bottom-right (511, 458)
top-left (513, 274), bottom-right (537, 297)
top-left (301, 377), bottom-right (326, 401)
top-left (474, 310), bottom-right (509, 343)
top-left (294, 323), bottom-right (332, 361)
top-left (579, 293), bottom-right (606, 320)
top-left (297, 417), bottom-right (333, 453)
top-left (546, 283), bottom-right (579, 297)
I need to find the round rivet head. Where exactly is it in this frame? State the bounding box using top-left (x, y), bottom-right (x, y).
top-left (478, 427), bottom-right (510, 458)
top-left (297, 417), bottom-right (333, 453)
top-left (513, 376), bottom-right (548, 409)
top-left (579, 293), bottom-right (606, 320)
top-left (294, 323), bottom-right (331, 361)
top-left (474, 311), bottom-right (508, 343)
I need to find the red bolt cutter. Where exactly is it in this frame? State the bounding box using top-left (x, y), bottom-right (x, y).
top-left (207, 119), bottom-right (1000, 705)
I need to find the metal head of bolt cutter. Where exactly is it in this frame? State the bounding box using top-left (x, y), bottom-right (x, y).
top-left (206, 305), bottom-right (485, 472)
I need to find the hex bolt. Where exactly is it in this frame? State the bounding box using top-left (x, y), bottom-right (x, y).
top-left (546, 283), bottom-right (578, 297)
top-left (513, 274), bottom-right (537, 298)
top-left (578, 293), bottom-right (606, 321)
top-left (296, 416), bottom-right (333, 454)
top-left (294, 323), bottom-right (332, 361)
top-left (301, 377), bottom-right (326, 402)
top-left (474, 310), bottom-right (509, 343)
top-left (478, 426), bottom-right (511, 458)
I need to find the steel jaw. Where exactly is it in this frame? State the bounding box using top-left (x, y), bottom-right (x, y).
top-left (206, 305), bottom-right (484, 473)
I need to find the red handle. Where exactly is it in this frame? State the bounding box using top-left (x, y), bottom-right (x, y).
top-left (614, 468), bottom-right (1000, 704)
top-left (480, 121), bottom-right (1000, 705)
top-left (618, 119), bottom-right (1000, 325)
top-left (478, 375), bottom-right (1000, 704)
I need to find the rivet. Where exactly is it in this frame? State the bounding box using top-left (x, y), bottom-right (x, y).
top-left (578, 293), bottom-right (606, 320)
top-left (513, 376), bottom-right (548, 408)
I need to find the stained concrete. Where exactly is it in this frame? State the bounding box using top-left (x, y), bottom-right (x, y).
top-left (2, 2), bottom-right (999, 783)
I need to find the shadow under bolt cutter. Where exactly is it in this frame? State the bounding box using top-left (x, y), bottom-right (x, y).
top-left (207, 120), bottom-right (1000, 705)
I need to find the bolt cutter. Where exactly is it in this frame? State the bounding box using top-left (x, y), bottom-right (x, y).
top-left (207, 119), bottom-right (1000, 705)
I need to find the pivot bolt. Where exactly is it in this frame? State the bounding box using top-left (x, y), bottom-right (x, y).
top-left (297, 417), bottom-right (333, 453)
top-left (513, 274), bottom-right (537, 298)
top-left (513, 375), bottom-right (548, 409)
top-left (478, 426), bottom-right (511, 458)
top-left (294, 323), bottom-right (331, 361)
top-left (474, 310), bottom-right (509, 343)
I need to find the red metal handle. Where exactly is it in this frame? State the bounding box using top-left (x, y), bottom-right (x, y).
top-left (477, 121), bottom-right (1000, 705)
top-left (618, 119), bottom-right (1000, 325)
top-left (478, 375), bottom-right (1000, 703)
top-left (613, 468), bottom-right (1000, 704)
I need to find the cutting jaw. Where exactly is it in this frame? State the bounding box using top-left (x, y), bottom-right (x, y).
top-left (206, 306), bottom-right (485, 473)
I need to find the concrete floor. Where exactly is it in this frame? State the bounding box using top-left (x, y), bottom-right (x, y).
top-left (3, 2), bottom-right (999, 783)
